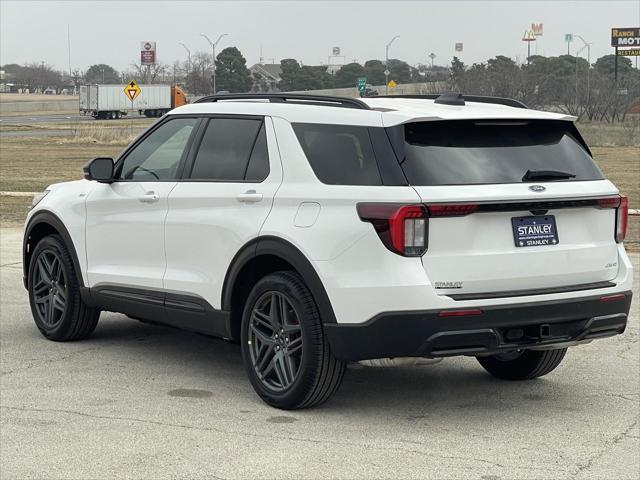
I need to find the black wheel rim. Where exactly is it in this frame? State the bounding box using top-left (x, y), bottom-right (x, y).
top-left (248, 291), bottom-right (303, 392)
top-left (32, 249), bottom-right (68, 326)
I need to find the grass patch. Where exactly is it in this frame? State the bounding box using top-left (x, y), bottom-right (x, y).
top-left (0, 195), bottom-right (31, 227)
top-left (577, 117), bottom-right (640, 147)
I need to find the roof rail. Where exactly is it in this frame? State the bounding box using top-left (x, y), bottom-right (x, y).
top-left (194, 93), bottom-right (370, 110)
top-left (374, 93), bottom-right (528, 109)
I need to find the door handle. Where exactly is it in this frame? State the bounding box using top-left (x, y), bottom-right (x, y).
top-left (139, 191), bottom-right (160, 203)
top-left (237, 190), bottom-right (263, 203)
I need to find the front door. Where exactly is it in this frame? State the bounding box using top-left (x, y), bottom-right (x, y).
top-left (85, 116), bottom-right (200, 289)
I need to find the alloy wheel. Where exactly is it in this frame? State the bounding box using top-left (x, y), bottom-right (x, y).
top-left (32, 250), bottom-right (68, 326)
top-left (248, 291), bottom-right (303, 391)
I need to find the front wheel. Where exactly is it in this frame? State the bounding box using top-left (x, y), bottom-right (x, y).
top-left (240, 271), bottom-right (345, 409)
top-left (476, 348), bottom-right (567, 380)
top-left (28, 235), bottom-right (100, 341)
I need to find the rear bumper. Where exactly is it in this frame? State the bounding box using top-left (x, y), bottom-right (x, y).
top-left (324, 291), bottom-right (632, 362)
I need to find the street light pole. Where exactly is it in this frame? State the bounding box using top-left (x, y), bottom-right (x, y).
top-left (385, 35), bottom-right (400, 94)
top-left (179, 42), bottom-right (191, 81)
top-left (201, 33), bottom-right (228, 94)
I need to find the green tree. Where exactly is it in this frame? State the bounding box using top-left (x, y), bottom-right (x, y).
top-left (85, 64), bottom-right (120, 84)
top-left (277, 60), bottom-right (333, 91)
top-left (363, 60), bottom-right (386, 85)
top-left (333, 62), bottom-right (365, 88)
top-left (387, 59), bottom-right (412, 84)
top-left (594, 54), bottom-right (633, 76)
top-left (278, 59), bottom-right (301, 91)
top-left (214, 46), bottom-right (252, 93)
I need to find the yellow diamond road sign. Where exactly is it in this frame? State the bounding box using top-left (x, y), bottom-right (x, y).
top-left (124, 80), bottom-right (141, 101)
top-left (388, 79), bottom-right (397, 89)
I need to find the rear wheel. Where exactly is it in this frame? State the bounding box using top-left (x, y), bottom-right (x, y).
top-left (240, 271), bottom-right (346, 409)
top-left (476, 348), bottom-right (567, 380)
top-left (28, 235), bottom-right (100, 341)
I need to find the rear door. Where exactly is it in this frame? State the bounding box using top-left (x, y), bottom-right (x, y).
top-left (394, 119), bottom-right (621, 297)
top-left (163, 115), bottom-right (282, 310)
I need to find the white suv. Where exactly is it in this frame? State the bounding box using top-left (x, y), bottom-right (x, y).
top-left (23, 93), bottom-right (634, 409)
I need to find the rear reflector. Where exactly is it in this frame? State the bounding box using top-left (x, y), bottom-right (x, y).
top-left (599, 294), bottom-right (626, 303)
top-left (438, 309), bottom-right (483, 317)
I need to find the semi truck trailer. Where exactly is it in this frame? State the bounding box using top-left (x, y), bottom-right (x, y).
top-left (79, 84), bottom-right (188, 119)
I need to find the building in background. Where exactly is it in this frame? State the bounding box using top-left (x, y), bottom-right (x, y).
top-left (250, 63), bottom-right (282, 92)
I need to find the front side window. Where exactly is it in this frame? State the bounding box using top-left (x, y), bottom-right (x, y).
top-left (293, 123), bottom-right (382, 186)
top-left (119, 117), bottom-right (198, 180)
top-left (189, 118), bottom-right (269, 182)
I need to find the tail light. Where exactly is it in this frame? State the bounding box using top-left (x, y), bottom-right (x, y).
top-left (357, 204), bottom-right (428, 257)
top-left (616, 196), bottom-right (628, 243)
top-left (596, 195), bottom-right (628, 243)
top-left (427, 204), bottom-right (478, 216)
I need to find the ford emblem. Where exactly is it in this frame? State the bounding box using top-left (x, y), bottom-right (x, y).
top-left (529, 185), bottom-right (546, 192)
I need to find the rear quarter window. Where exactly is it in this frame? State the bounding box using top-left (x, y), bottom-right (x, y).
top-left (293, 123), bottom-right (382, 186)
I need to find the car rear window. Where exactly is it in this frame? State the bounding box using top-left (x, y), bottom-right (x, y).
top-left (399, 120), bottom-right (604, 185)
top-left (293, 123), bottom-right (382, 185)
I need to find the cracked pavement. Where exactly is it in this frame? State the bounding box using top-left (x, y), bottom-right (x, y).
top-left (1, 227), bottom-right (638, 479)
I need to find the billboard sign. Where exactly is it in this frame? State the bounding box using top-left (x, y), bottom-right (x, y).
top-left (617, 48), bottom-right (640, 56)
top-left (332, 46), bottom-right (341, 56)
top-left (455, 42), bottom-right (463, 52)
top-left (611, 28), bottom-right (640, 47)
top-left (531, 23), bottom-right (543, 36)
top-left (141, 41), bottom-right (156, 65)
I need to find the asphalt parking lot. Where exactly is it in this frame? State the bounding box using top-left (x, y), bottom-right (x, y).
top-left (1, 227), bottom-right (638, 479)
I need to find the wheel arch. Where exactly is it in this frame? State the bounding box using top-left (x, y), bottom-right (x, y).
top-left (222, 236), bottom-right (337, 341)
top-left (23, 210), bottom-right (85, 291)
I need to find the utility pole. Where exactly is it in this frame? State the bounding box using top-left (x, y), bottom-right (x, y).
top-left (385, 35), bottom-right (400, 94)
top-left (67, 25), bottom-right (72, 81)
top-left (179, 42), bottom-right (191, 81)
top-left (201, 33), bottom-right (228, 94)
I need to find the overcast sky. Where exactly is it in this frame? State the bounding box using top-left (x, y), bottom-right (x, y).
top-left (1, 0), bottom-right (638, 73)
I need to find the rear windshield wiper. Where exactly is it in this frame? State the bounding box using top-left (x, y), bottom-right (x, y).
top-left (522, 169), bottom-right (576, 181)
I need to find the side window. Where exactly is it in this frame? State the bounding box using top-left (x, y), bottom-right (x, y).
top-left (245, 123), bottom-right (269, 181)
top-left (119, 117), bottom-right (198, 180)
top-left (190, 118), bottom-right (269, 182)
top-left (293, 123), bottom-right (382, 186)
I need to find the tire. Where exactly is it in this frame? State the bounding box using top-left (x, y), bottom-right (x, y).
top-left (476, 348), bottom-right (567, 380)
top-left (240, 271), bottom-right (346, 409)
top-left (27, 235), bottom-right (100, 341)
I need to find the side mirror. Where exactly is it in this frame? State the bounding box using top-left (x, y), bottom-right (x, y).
top-left (83, 157), bottom-right (114, 183)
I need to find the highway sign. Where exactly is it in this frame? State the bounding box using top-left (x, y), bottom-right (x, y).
top-left (124, 80), bottom-right (141, 101)
top-left (357, 76), bottom-right (367, 92)
top-left (388, 79), bottom-right (397, 89)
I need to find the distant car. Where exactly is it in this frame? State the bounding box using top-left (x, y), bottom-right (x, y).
top-left (360, 85), bottom-right (378, 97)
top-left (43, 87), bottom-right (56, 95)
top-left (23, 93), bottom-right (633, 409)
